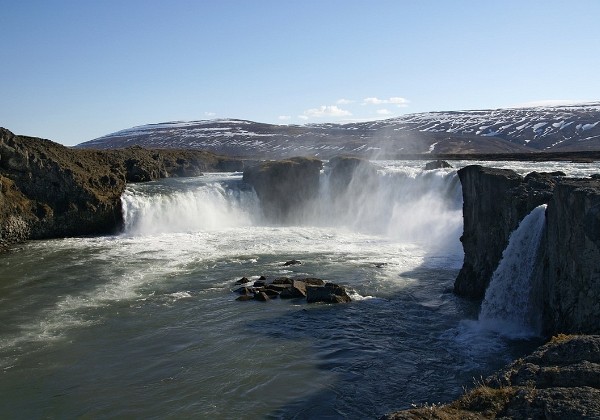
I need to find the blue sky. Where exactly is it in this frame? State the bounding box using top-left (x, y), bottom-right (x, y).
top-left (2, 0), bottom-right (600, 145)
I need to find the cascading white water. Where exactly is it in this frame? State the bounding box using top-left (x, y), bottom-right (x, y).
top-left (119, 164), bottom-right (463, 258)
top-left (121, 176), bottom-right (260, 235)
top-left (478, 204), bottom-right (547, 336)
top-left (312, 165), bottom-right (463, 252)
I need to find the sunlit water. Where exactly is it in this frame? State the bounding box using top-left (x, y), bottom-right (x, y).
top-left (0, 160), bottom-right (596, 418)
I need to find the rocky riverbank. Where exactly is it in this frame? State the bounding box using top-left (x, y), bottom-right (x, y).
top-left (383, 334), bottom-right (600, 419)
top-left (0, 127), bottom-right (242, 249)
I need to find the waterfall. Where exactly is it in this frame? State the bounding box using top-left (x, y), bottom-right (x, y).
top-left (119, 165), bottom-right (463, 256)
top-left (311, 165), bottom-right (463, 250)
top-left (120, 176), bottom-right (260, 235)
top-left (478, 204), bottom-right (547, 337)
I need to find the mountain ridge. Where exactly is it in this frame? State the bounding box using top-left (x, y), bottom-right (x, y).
top-left (77, 102), bottom-right (600, 158)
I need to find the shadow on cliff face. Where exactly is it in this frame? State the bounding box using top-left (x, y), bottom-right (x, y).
top-left (454, 164), bottom-right (600, 336)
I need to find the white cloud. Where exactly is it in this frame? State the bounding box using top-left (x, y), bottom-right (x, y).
top-left (204, 112), bottom-right (217, 117)
top-left (363, 97), bottom-right (409, 107)
top-left (303, 105), bottom-right (352, 118)
top-left (278, 115), bottom-right (292, 121)
top-left (376, 108), bottom-right (393, 115)
top-left (336, 98), bottom-right (355, 105)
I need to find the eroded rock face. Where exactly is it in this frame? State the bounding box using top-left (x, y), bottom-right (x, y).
top-left (455, 164), bottom-right (600, 335)
top-left (326, 156), bottom-right (379, 196)
top-left (454, 165), bottom-right (556, 299)
top-left (0, 129), bottom-right (126, 242)
top-left (539, 179), bottom-right (600, 334)
top-left (242, 157), bottom-right (323, 223)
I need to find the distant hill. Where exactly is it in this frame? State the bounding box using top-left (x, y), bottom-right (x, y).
top-left (77, 102), bottom-right (600, 158)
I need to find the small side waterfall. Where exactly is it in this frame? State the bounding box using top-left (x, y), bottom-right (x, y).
top-left (478, 204), bottom-right (547, 337)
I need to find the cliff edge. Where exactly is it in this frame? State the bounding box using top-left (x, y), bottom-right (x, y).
top-left (454, 165), bottom-right (557, 299)
top-left (454, 164), bottom-right (600, 336)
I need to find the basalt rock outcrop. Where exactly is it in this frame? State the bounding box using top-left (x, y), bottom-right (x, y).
top-left (242, 157), bottom-right (322, 223)
top-left (424, 160), bottom-right (453, 171)
top-left (233, 276), bottom-right (351, 303)
top-left (539, 179), bottom-right (600, 335)
top-left (401, 165), bottom-right (600, 419)
top-left (325, 156), bottom-right (379, 196)
top-left (455, 164), bottom-right (600, 335)
top-left (0, 127), bottom-right (242, 248)
top-left (454, 165), bottom-right (558, 299)
top-left (383, 335), bottom-right (600, 419)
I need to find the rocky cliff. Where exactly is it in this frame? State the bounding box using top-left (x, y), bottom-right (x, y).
top-left (454, 165), bottom-right (557, 299)
top-left (540, 179), bottom-right (600, 335)
top-left (242, 157), bottom-right (322, 223)
top-left (454, 164), bottom-right (600, 335)
top-left (0, 127), bottom-right (242, 249)
top-left (241, 156), bottom-right (382, 224)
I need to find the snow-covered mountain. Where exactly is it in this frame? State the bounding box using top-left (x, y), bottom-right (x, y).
top-left (77, 102), bottom-right (600, 158)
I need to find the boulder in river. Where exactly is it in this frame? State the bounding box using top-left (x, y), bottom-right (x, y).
top-left (234, 276), bottom-right (350, 304)
top-left (424, 160), bottom-right (452, 170)
top-left (306, 283), bottom-right (352, 304)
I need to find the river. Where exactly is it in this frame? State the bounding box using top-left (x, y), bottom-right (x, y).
top-left (0, 160), bottom-right (597, 418)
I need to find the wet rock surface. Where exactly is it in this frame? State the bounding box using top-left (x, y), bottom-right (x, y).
top-left (242, 157), bottom-right (322, 223)
top-left (454, 164), bottom-right (600, 335)
top-left (233, 276), bottom-right (350, 304)
top-left (454, 165), bottom-right (558, 299)
top-left (424, 160), bottom-right (453, 170)
top-left (539, 178), bottom-right (600, 335)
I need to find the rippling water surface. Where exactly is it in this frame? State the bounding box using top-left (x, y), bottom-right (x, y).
top-left (2, 160), bottom-right (593, 418)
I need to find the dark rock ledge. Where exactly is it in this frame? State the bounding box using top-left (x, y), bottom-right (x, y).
top-left (382, 335), bottom-right (600, 419)
top-left (233, 276), bottom-right (352, 303)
